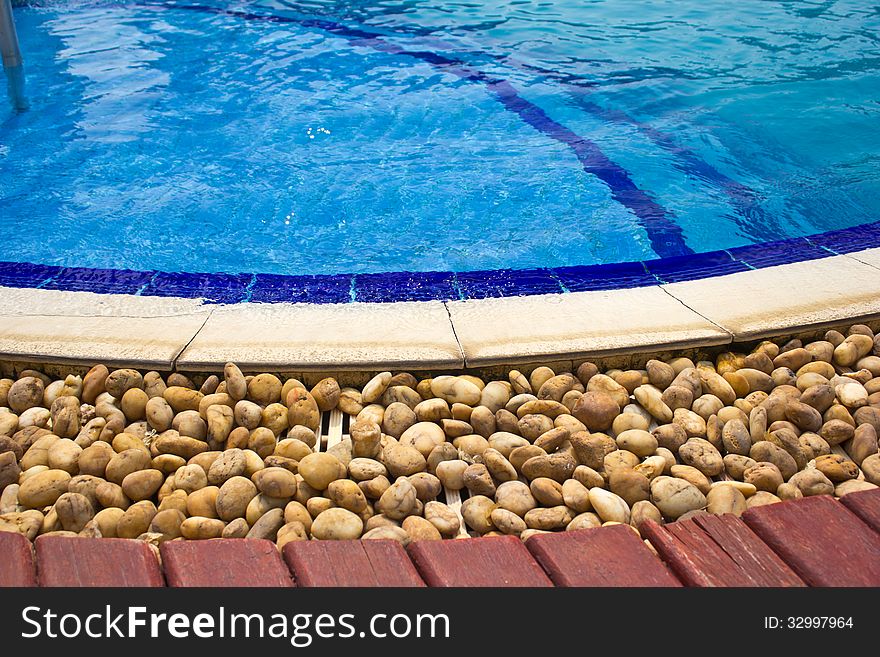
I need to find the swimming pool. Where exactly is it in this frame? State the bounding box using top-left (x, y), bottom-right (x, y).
top-left (1, 0), bottom-right (879, 302)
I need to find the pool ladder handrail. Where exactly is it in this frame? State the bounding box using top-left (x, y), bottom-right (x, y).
top-left (0, 0), bottom-right (21, 70)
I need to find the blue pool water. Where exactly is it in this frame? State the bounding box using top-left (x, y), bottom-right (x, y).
top-left (1, 0), bottom-right (879, 301)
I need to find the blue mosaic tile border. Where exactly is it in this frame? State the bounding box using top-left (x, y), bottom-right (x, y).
top-left (1, 221), bottom-right (878, 304)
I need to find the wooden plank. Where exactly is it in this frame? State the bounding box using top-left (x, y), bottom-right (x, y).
top-left (283, 539), bottom-right (425, 587)
top-left (0, 532), bottom-right (36, 587)
top-left (408, 535), bottom-right (553, 587)
top-left (161, 538), bottom-right (293, 587)
top-left (641, 515), bottom-right (804, 587)
top-left (840, 488), bottom-right (880, 533)
top-left (36, 536), bottom-right (164, 587)
top-left (743, 495), bottom-right (880, 586)
top-left (527, 525), bottom-right (681, 587)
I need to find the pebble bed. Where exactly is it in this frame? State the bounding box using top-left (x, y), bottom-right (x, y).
top-left (1, 323), bottom-right (880, 551)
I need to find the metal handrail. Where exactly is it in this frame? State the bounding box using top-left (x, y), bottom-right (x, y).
top-left (1, 0), bottom-right (26, 111)
top-left (1, 0), bottom-right (22, 69)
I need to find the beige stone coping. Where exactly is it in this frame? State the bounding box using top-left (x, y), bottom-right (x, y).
top-left (662, 253), bottom-right (880, 341)
top-left (174, 301), bottom-right (464, 372)
top-left (0, 287), bottom-right (210, 369)
top-left (0, 248), bottom-right (878, 372)
top-left (446, 286), bottom-right (731, 367)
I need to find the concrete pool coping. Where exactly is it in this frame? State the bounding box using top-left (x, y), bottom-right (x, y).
top-left (1, 246), bottom-right (879, 377)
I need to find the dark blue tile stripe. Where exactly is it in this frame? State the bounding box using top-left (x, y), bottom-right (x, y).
top-left (549, 261), bottom-right (657, 292)
top-left (807, 221), bottom-right (880, 255)
top-left (354, 271), bottom-right (458, 303)
top-left (139, 271), bottom-right (253, 304)
top-left (149, 0), bottom-right (767, 244)
top-left (566, 90), bottom-right (788, 242)
top-left (0, 261), bottom-right (62, 288)
top-left (645, 251), bottom-right (750, 284)
top-left (455, 268), bottom-right (563, 299)
top-left (41, 266), bottom-right (156, 295)
top-left (2, 219), bottom-right (877, 303)
top-left (250, 273), bottom-right (354, 304)
top-left (480, 78), bottom-right (692, 258)
top-left (139, 1), bottom-right (692, 259)
top-left (726, 237), bottom-right (830, 269)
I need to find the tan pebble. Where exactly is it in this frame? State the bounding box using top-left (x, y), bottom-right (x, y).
top-left (608, 468), bottom-right (650, 506)
top-left (788, 469), bottom-right (834, 497)
top-left (746, 491), bottom-right (781, 508)
top-left (571, 391), bottom-right (620, 431)
top-left (523, 506), bottom-right (574, 531)
top-left (561, 478), bottom-right (592, 513)
top-left (565, 512), bottom-right (601, 531)
top-left (649, 476), bottom-right (706, 520)
top-left (424, 501), bottom-right (461, 538)
top-left (375, 477), bottom-right (418, 520)
top-left (430, 376), bottom-right (481, 406)
top-left (743, 462), bottom-right (784, 492)
top-left (362, 372), bottom-right (392, 404)
top-left (402, 515), bottom-right (442, 541)
top-left (362, 525), bottom-right (410, 544)
top-left (710, 480), bottom-right (757, 497)
top-left (588, 487), bottom-right (630, 524)
top-left (383, 442), bottom-right (427, 478)
top-left (813, 453), bottom-right (860, 483)
top-left (121, 469), bottom-right (164, 501)
top-left (298, 452), bottom-right (345, 490)
top-left (630, 500), bottom-right (662, 528)
top-left (776, 482), bottom-right (803, 501)
top-left (670, 464), bottom-right (712, 495)
top-left (706, 485), bottom-right (746, 517)
top-left (834, 480), bottom-right (878, 497)
top-left (460, 495), bottom-right (494, 533)
top-left (615, 429), bottom-right (658, 457)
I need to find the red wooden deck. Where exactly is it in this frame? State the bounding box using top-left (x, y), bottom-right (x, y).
top-left (0, 532), bottom-right (36, 587)
top-left (743, 495), bottom-right (880, 587)
top-left (408, 535), bottom-right (553, 587)
top-left (1, 494), bottom-right (877, 587)
top-left (840, 488), bottom-right (880, 533)
top-left (161, 538), bottom-right (293, 587)
top-left (641, 514), bottom-right (804, 587)
top-left (36, 536), bottom-right (164, 587)
top-left (283, 539), bottom-right (425, 587)
top-left (526, 524), bottom-right (681, 587)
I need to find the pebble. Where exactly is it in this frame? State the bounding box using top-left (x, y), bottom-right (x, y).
top-left (650, 476), bottom-right (707, 520)
top-left (706, 485), bottom-right (747, 516)
top-left (588, 487), bottom-right (631, 524)
top-left (571, 391), bottom-right (619, 431)
top-left (0, 323), bottom-right (877, 547)
top-left (310, 508), bottom-right (363, 540)
top-left (298, 453), bottom-right (344, 490)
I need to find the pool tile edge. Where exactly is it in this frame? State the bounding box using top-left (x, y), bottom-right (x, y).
top-left (2, 250), bottom-right (880, 371)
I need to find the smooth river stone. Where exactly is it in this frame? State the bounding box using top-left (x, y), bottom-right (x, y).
top-left (588, 487), bottom-right (631, 524)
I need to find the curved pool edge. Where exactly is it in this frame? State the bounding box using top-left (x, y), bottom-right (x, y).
top-left (3, 221), bottom-right (880, 304)
top-left (1, 246), bottom-right (879, 376)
